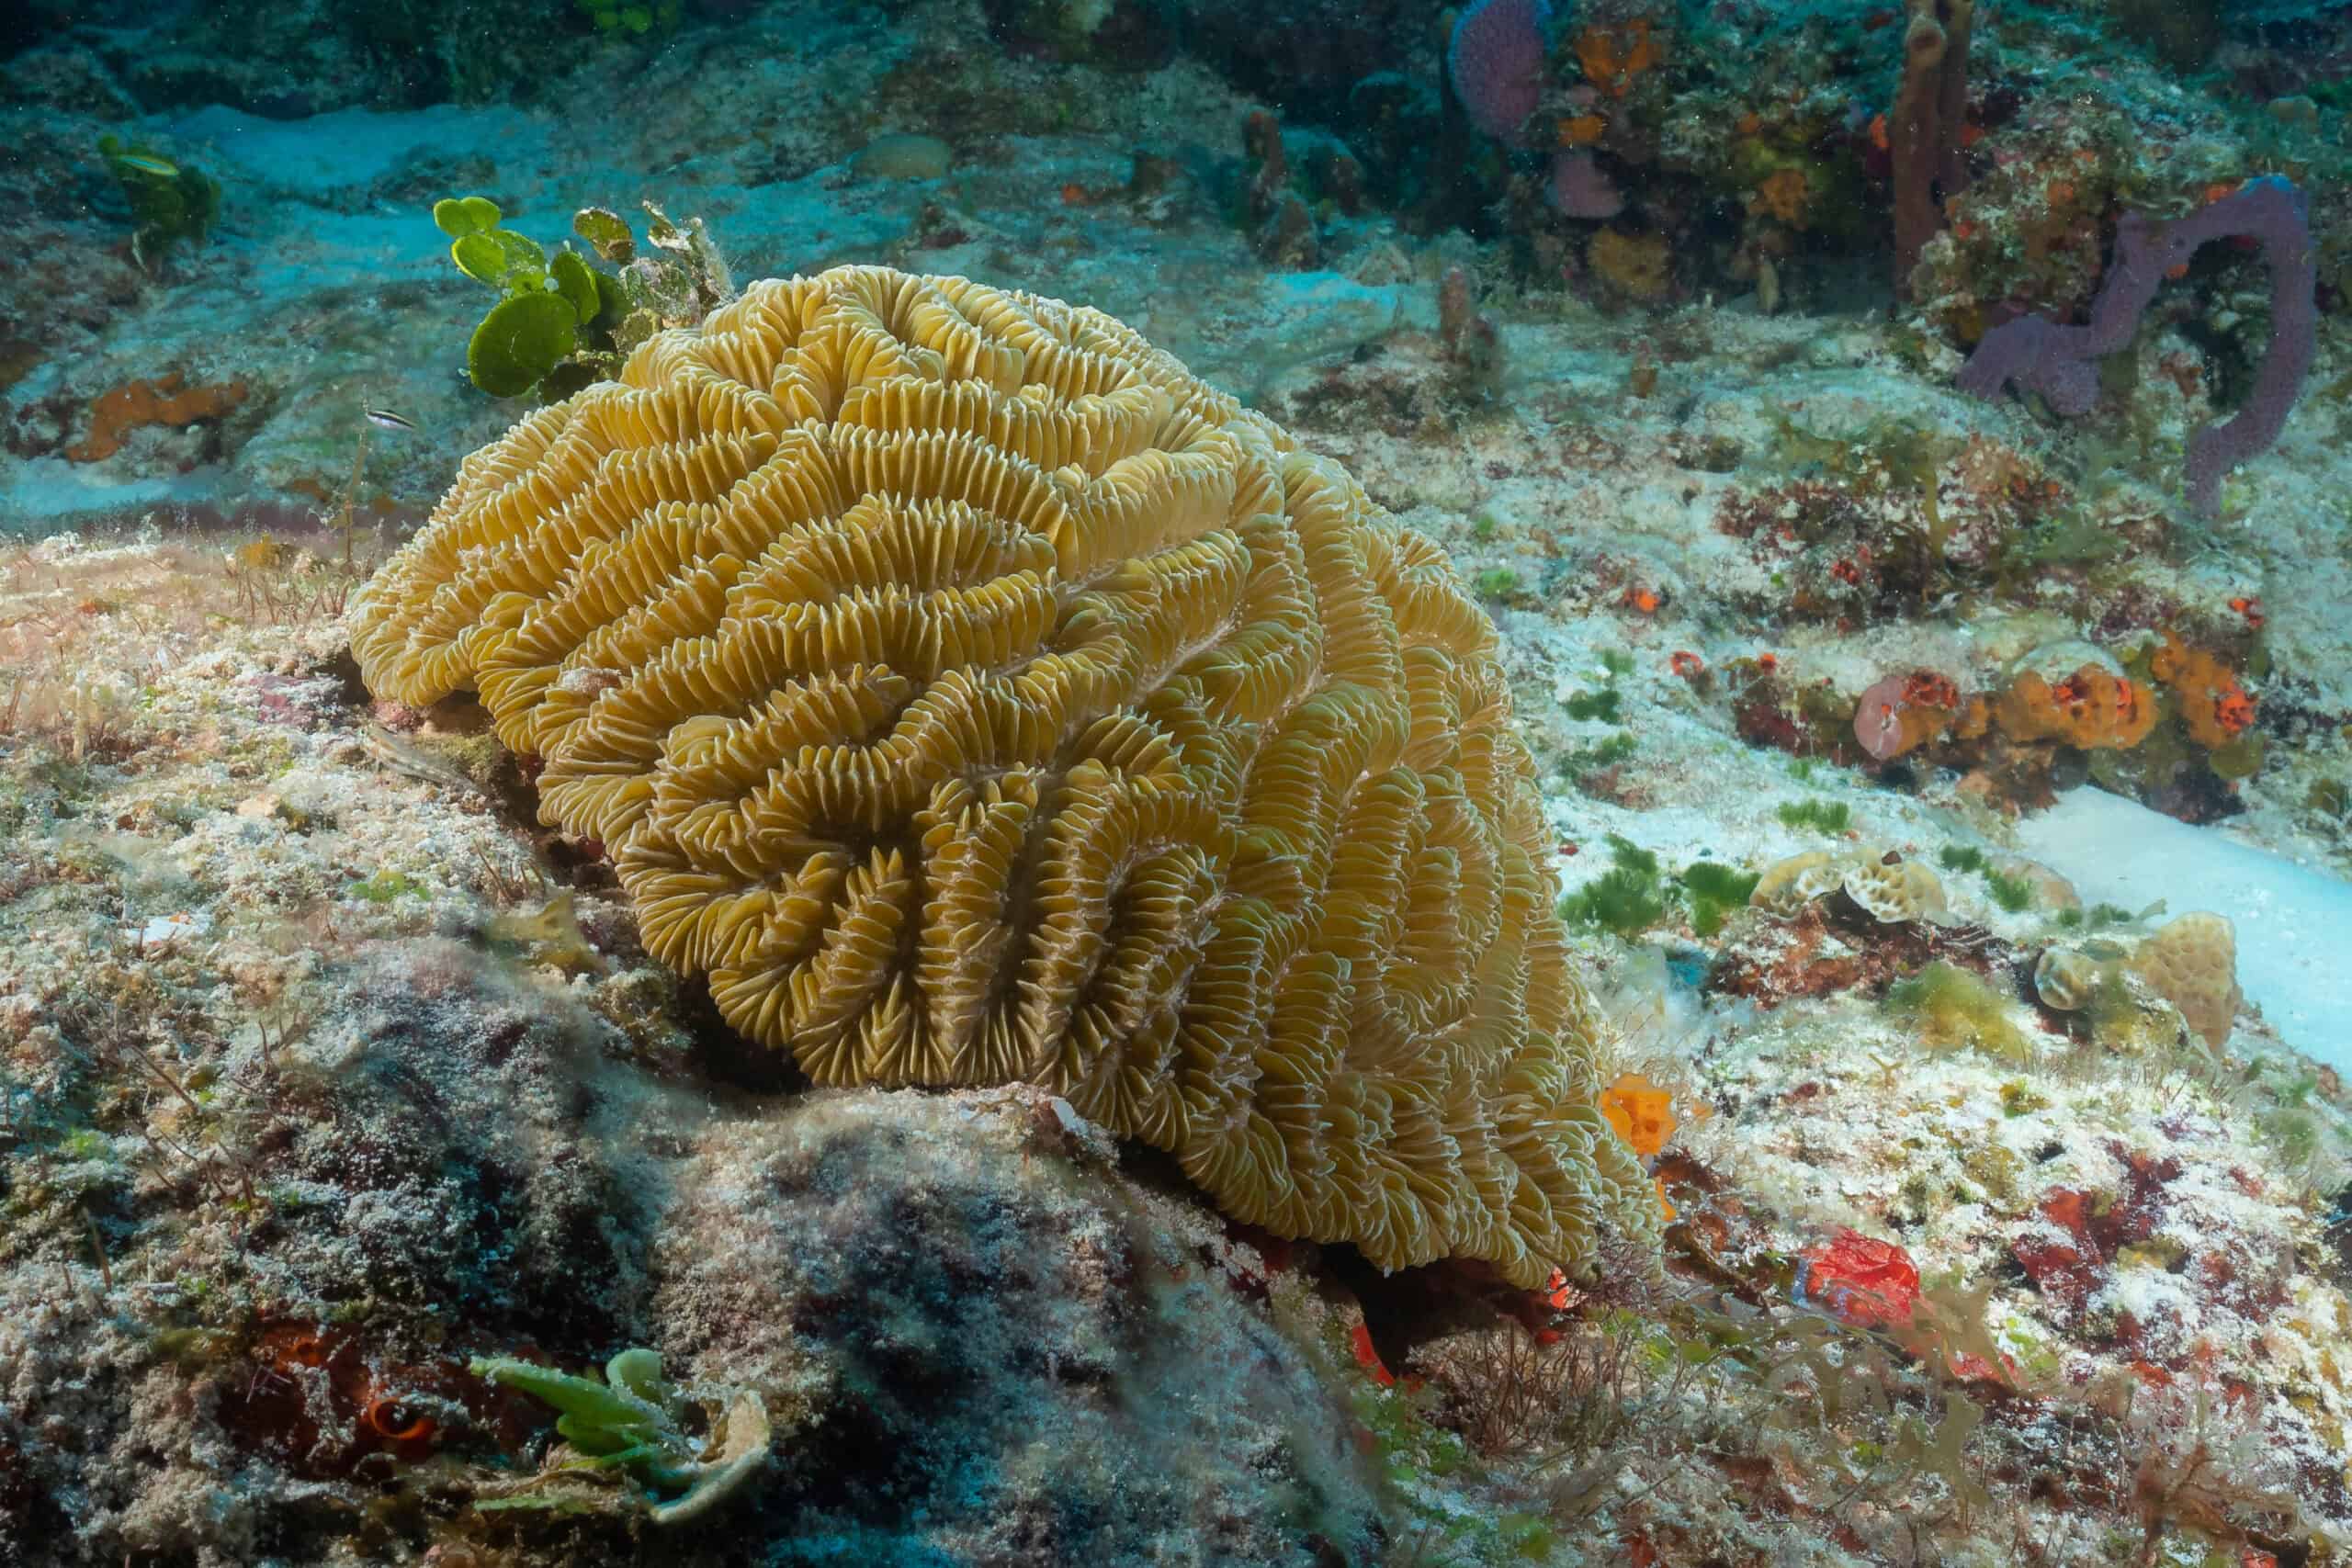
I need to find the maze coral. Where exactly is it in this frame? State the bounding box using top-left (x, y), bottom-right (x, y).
top-left (347, 264), bottom-right (1657, 1289)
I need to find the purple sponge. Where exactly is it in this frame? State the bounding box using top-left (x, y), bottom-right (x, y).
top-left (1449, 0), bottom-right (1625, 220)
top-left (1448, 0), bottom-right (1551, 147)
top-left (1955, 176), bottom-right (2316, 518)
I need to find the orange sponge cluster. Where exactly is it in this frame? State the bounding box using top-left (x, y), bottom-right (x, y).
top-left (1853, 669), bottom-right (1978, 761)
top-left (1588, 229), bottom-right (1672, 300)
top-left (1574, 18), bottom-right (1659, 96)
top-left (1600, 1071), bottom-right (1679, 1219)
top-left (1600, 1072), bottom-right (1677, 1158)
top-left (1992, 665), bottom-right (2155, 750)
top-left (2150, 632), bottom-right (2256, 749)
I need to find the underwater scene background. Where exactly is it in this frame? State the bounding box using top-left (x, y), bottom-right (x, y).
top-left (2, 0), bottom-right (2352, 1563)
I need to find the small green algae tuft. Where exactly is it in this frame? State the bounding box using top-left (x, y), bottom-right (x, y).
top-left (97, 134), bottom-right (220, 267)
top-left (1885, 962), bottom-right (2034, 1064)
top-left (432, 194), bottom-right (730, 400)
top-left (1559, 835), bottom-right (1671, 938)
top-left (1679, 861), bottom-right (1760, 937)
top-left (1778, 798), bottom-right (1852, 834)
top-left (469, 1348), bottom-right (773, 1525)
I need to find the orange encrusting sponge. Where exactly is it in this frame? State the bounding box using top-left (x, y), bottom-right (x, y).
top-left (65, 372), bottom-right (249, 462)
top-left (1991, 665), bottom-right (2155, 750)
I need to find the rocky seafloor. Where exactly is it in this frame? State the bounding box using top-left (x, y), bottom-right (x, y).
top-left (5, 0), bottom-right (2352, 1563)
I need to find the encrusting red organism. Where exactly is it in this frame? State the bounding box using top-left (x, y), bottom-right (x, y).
top-left (1793, 1228), bottom-right (1919, 1328)
top-left (361, 1391), bottom-right (437, 1451)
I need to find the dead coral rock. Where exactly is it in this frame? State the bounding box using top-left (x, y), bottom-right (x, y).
top-left (1709, 894), bottom-right (2019, 1010)
top-left (651, 1087), bottom-right (1382, 1564)
top-left (979, 0), bottom-right (1177, 70)
top-left (259, 936), bottom-right (672, 1347)
top-left (1261, 337), bottom-right (1454, 441)
top-left (1753, 847), bottom-right (1950, 925)
top-left (0, 1432), bottom-right (72, 1554)
top-left (2010, 1142), bottom-right (2182, 1326)
top-left (0, 40), bottom-right (140, 118)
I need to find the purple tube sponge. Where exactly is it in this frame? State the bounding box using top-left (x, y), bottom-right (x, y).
top-left (1549, 149), bottom-right (1623, 220)
top-left (1955, 176), bottom-right (2316, 518)
top-left (1450, 0), bottom-right (1626, 222)
top-left (1448, 0), bottom-right (1552, 147)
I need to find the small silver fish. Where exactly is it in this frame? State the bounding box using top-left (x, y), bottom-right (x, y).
top-left (111, 152), bottom-right (179, 178)
top-left (361, 723), bottom-right (484, 797)
top-left (363, 404), bottom-right (418, 433)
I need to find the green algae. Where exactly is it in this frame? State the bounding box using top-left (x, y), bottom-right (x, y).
top-left (349, 868), bottom-right (430, 904)
top-left (1777, 798), bottom-right (1851, 834)
top-left (1886, 962), bottom-right (2034, 1064)
top-left (470, 1348), bottom-right (774, 1524)
top-left (97, 134), bottom-right (220, 265)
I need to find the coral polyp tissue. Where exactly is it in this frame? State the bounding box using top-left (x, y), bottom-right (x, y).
top-left (348, 264), bottom-right (1652, 1287)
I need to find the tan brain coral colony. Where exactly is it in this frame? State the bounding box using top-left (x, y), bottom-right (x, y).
top-left (348, 265), bottom-right (1653, 1287)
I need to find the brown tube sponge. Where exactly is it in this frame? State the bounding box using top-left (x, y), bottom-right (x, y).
top-left (1890, 0), bottom-right (1973, 299)
top-left (347, 265), bottom-right (1652, 1286)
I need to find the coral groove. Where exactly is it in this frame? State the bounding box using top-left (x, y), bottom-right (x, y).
top-left (349, 265), bottom-right (1649, 1286)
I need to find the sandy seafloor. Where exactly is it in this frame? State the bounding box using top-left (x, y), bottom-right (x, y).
top-left (4, 0), bottom-right (2352, 1563)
